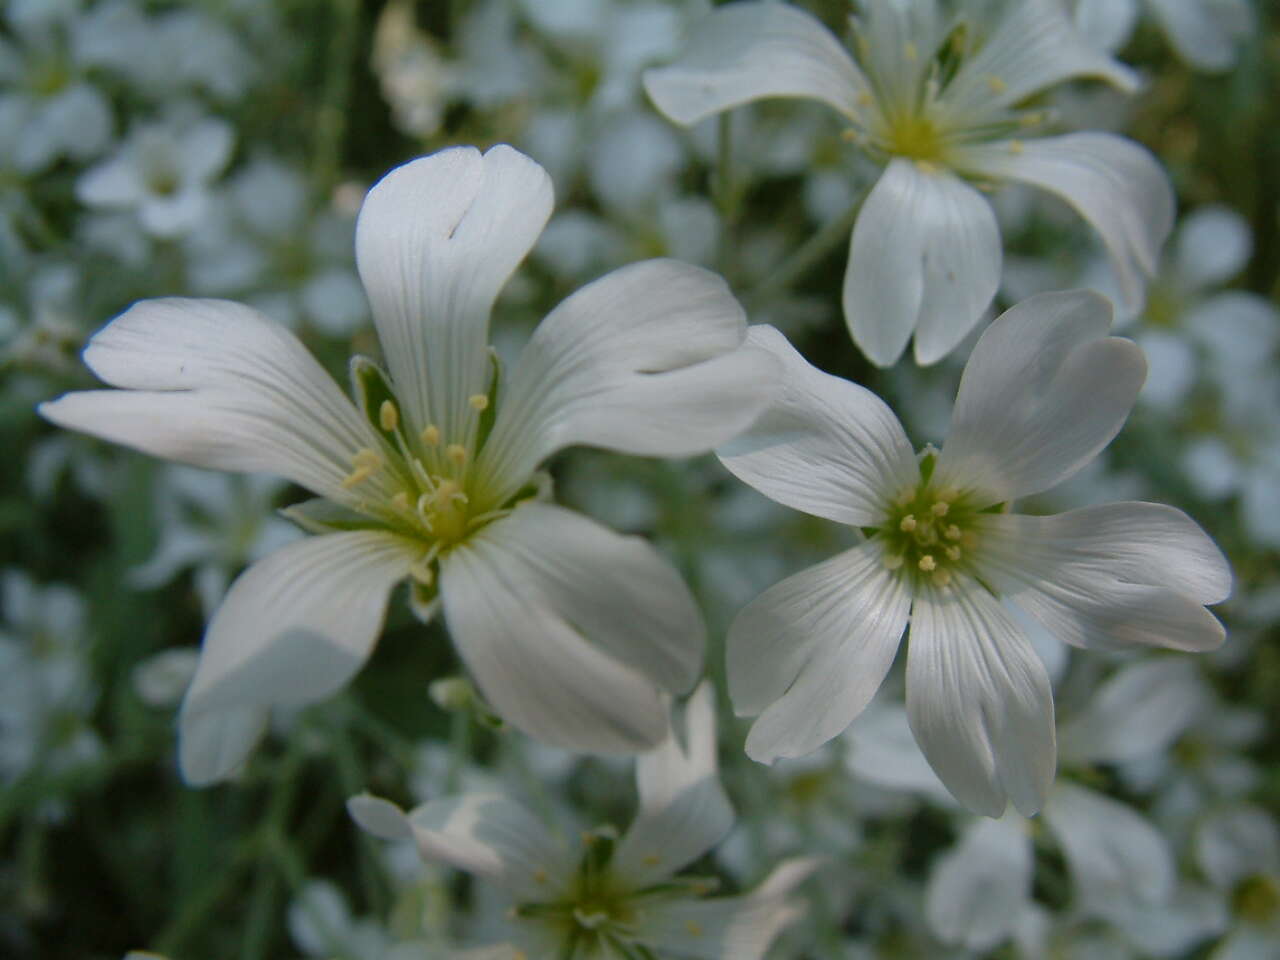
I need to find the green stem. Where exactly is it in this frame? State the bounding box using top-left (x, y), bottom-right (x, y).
top-left (446, 704), bottom-right (472, 793)
top-left (746, 193), bottom-right (865, 309)
top-left (714, 112), bottom-right (737, 276)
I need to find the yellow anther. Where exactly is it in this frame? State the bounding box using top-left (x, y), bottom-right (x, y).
top-left (899, 515), bottom-right (918, 533)
top-left (409, 556), bottom-right (435, 586)
top-left (420, 424), bottom-right (441, 447)
top-left (446, 443), bottom-right (468, 466)
top-left (904, 42), bottom-right (918, 61)
top-left (1020, 111), bottom-right (1045, 127)
top-left (933, 568), bottom-right (953, 588)
top-left (841, 128), bottom-right (859, 142)
top-left (945, 545), bottom-right (962, 562)
top-left (686, 920), bottom-right (704, 936)
top-left (533, 869), bottom-right (549, 885)
top-left (883, 554), bottom-right (905, 571)
top-left (918, 555), bottom-right (937, 572)
top-left (642, 854), bottom-right (662, 867)
top-left (986, 74), bottom-right (1007, 94)
top-left (915, 159), bottom-right (941, 175)
top-left (944, 524), bottom-right (962, 540)
top-left (468, 393), bottom-right (489, 411)
top-left (391, 491), bottom-right (410, 511)
top-left (379, 399), bottom-right (398, 431)
top-left (340, 448), bottom-right (383, 489)
top-left (1009, 139), bottom-right (1024, 155)
top-left (931, 501), bottom-right (949, 517)
top-left (513, 952), bottom-right (528, 960)
top-left (857, 92), bottom-right (874, 107)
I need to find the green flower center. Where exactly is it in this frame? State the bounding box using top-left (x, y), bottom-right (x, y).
top-left (874, 474), bottom-right (986, 589)
top-left (1233, 873), bottom-right (1280, 926)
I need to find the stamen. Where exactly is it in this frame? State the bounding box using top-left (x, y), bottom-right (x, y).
top-left (915, 159), bottom-right (941, 175)
top-left (899, 515), bottom-right (918, 533)
top-left (1008, 139), bottom-right (1024, 155)
top-left (409, 556), bottom-right (435, 586)
top-left (918, 555), bottom-right (937, 572)
top-left (340, 448), bottom-right (383, 489)
top-left (642, 854), bottom-right (662, 867)
top-left (931, 501), bottom-right (949, 517)
top-left (685, 920), bottom-right (704, 937)
top-left (390, 491), bottom-right (410, 511)
top-left (468, 393), bottom-right (489, 411)
top-left (986, 74), bottom-right (1007, 94)
top-left (944, 524), bottom-right (962, 540)
top-left (379, 400), bottom-right (399, 431)
top-left (446, 443), bottom-right (468, 466)
top-left (883, 554), bottom-right (905, 571)
top-left (945, 545), bottom-right (962, 561)
top-left (420, 424), bottom-right (441, 447)
top-left (933, 568), bottom-right (952, 587)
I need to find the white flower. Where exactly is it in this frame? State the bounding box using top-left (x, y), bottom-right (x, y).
top-left (1072, 0), bottom-right (1254, 73)
top-left (643, 0), bottom-right (1173, 366)
top-left (41, 144), bottom-right (774, 785)
top-left (350, 684), bottom-right (818, 959)
top-left (717, 290), bottom-right (1231, 816)
top-left (76, 112), bottom-right (234, 238)
top-left (1195, 804), bottom-right (1280, 958)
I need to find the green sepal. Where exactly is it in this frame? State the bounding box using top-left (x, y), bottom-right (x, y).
top-left (350, 354), bottom-right (403, 443)
top-left (280, 498), bottom-right (380, 535)
top-left (472, 347), bottom-right (503, 455)
top-left (408, 579), bottom-right (440, 625)
top-left (918, 449), bottom-right (938, 484)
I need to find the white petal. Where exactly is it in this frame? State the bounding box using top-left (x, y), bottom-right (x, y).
top-left (946, 0), bottom-right (1138, 122)
top-left (978, 503), bottom-right (1230, 653)
top-left (729, 541), bottom-right (910, 763)
top-left (935, 290), bottom-right (1145, 503)
top-left (355, 145), bottom-right (552, 443)
top-left (637, 858), bottom-right (820, 960)
top-left (843, 160), bottom-right (1001, 367)
top-left (906, 579), bottom-right (1057, 817)
top-left (1101, 884), bottom-right (1229, 958)
top-left (925, 814), bottom-right (1032, 951)
top-left (1149, 0), bottom-right (1250, 71)
top-left (76, 153), bottom-right (146, 208)
top-left (349, 792), bottom-right (572, 900)
top-left (957, 134), bottom-right (1174, 314)
top-left (38, 298), bottom-right (387, 505)
top-left (717, 325), bottom-right (918, 527)
top-left (477, 260), bottom-right (774, 508)
top-left (614, 684), bottom-right (734, 888)
top-left (439, 505), bottom-right (681, 754)
top-left (179, 117), bottom-right (234, 182)
top-left (178, 531), bottom-right (417, 784)
top-left (1073, 0), bottom-right (1141, 53)
top-left (1195, 804), bottom-right (1280, 889)
top-left (844, 701), bottom-right (954, 803)
top-left (1043, 782), bottom-right (1175, 912)
top-left (1176, 205), bottom-right (1252, 290)
top-left (1059, 657), bottom-right (1210, 765)
top-left (642, 2), bottom-right (865, 126)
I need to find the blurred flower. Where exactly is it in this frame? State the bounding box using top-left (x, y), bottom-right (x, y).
top-left (1195, 804), bottom-right (1280, 958)
top-left (645, 0), bottom-right (1172, 366)
top-left (128, 466), bottom-right (299, 617)
top-left (351, 685), bottom-right (819, 959)
top-left (42, 144), bottom-right (774, 784)
top-left (1072, 0), bottom-right (1253, 73)
top-left (76, 112), bottom-right (234, 238)
top-left (289, 880), bottom-right (394, 959)
top-left (718, 291), bottom-right (1230, 816)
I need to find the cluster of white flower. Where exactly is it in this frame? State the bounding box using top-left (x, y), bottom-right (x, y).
top-left (5, 1), bottom-right (1276, 959)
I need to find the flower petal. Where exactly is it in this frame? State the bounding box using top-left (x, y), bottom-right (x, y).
top-left (906, 578), bottom-right (1057, 817)
top-left (477, 260), bottom-right (775, 508)
top-left (439, 504), bottom-right (688, 754)
top-left (1058, 657), bottom-right (1211, 765)
top-left (1043, 783), bottom-right (1175, 912)
top-left (348, 793), bottom-right (572, 901)
top-left (842, 161), bottom-right (1001, 367)
top-left (178, 530), bottom-right (418, 785)
top-left (1175, 205), bottom-right (1252, 291)
top-left (956, 134), bottom-right (1174, 314)
top-left (637, 858), bottom-right (820, 960)
top-left (355, 145), bottom-right (552, 444)
top-left (946, 0), bottom-right (1138, 123)
top-left (977, 503), bottom-right (1230, 653)
top-left (614, 683), bottom-right (734, 888)
top-left (1073, 0), bottom-right (1141, 53)
top-left (1148, 0), bottom-right (1251, 72)
top-left (935, 290), bottom-right (1145, 503)
top-left (925, 814), bottom-right (1032, 951)
top-left (642, 2), bottom-right (865, 126)
top-left (38, 298), bottom-right (386, 505)
top-left (729, 540), bottom-right (911, 764)
top-left (717, 325), bottom-right (918, 527)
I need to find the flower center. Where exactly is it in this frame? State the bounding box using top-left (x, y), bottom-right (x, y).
top-left (1233, 873), bottom-right (1280, 926)
top-left (884, 111), bottom-right (947, 164)
top-left (876, 478), bottom-right (983, 589)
